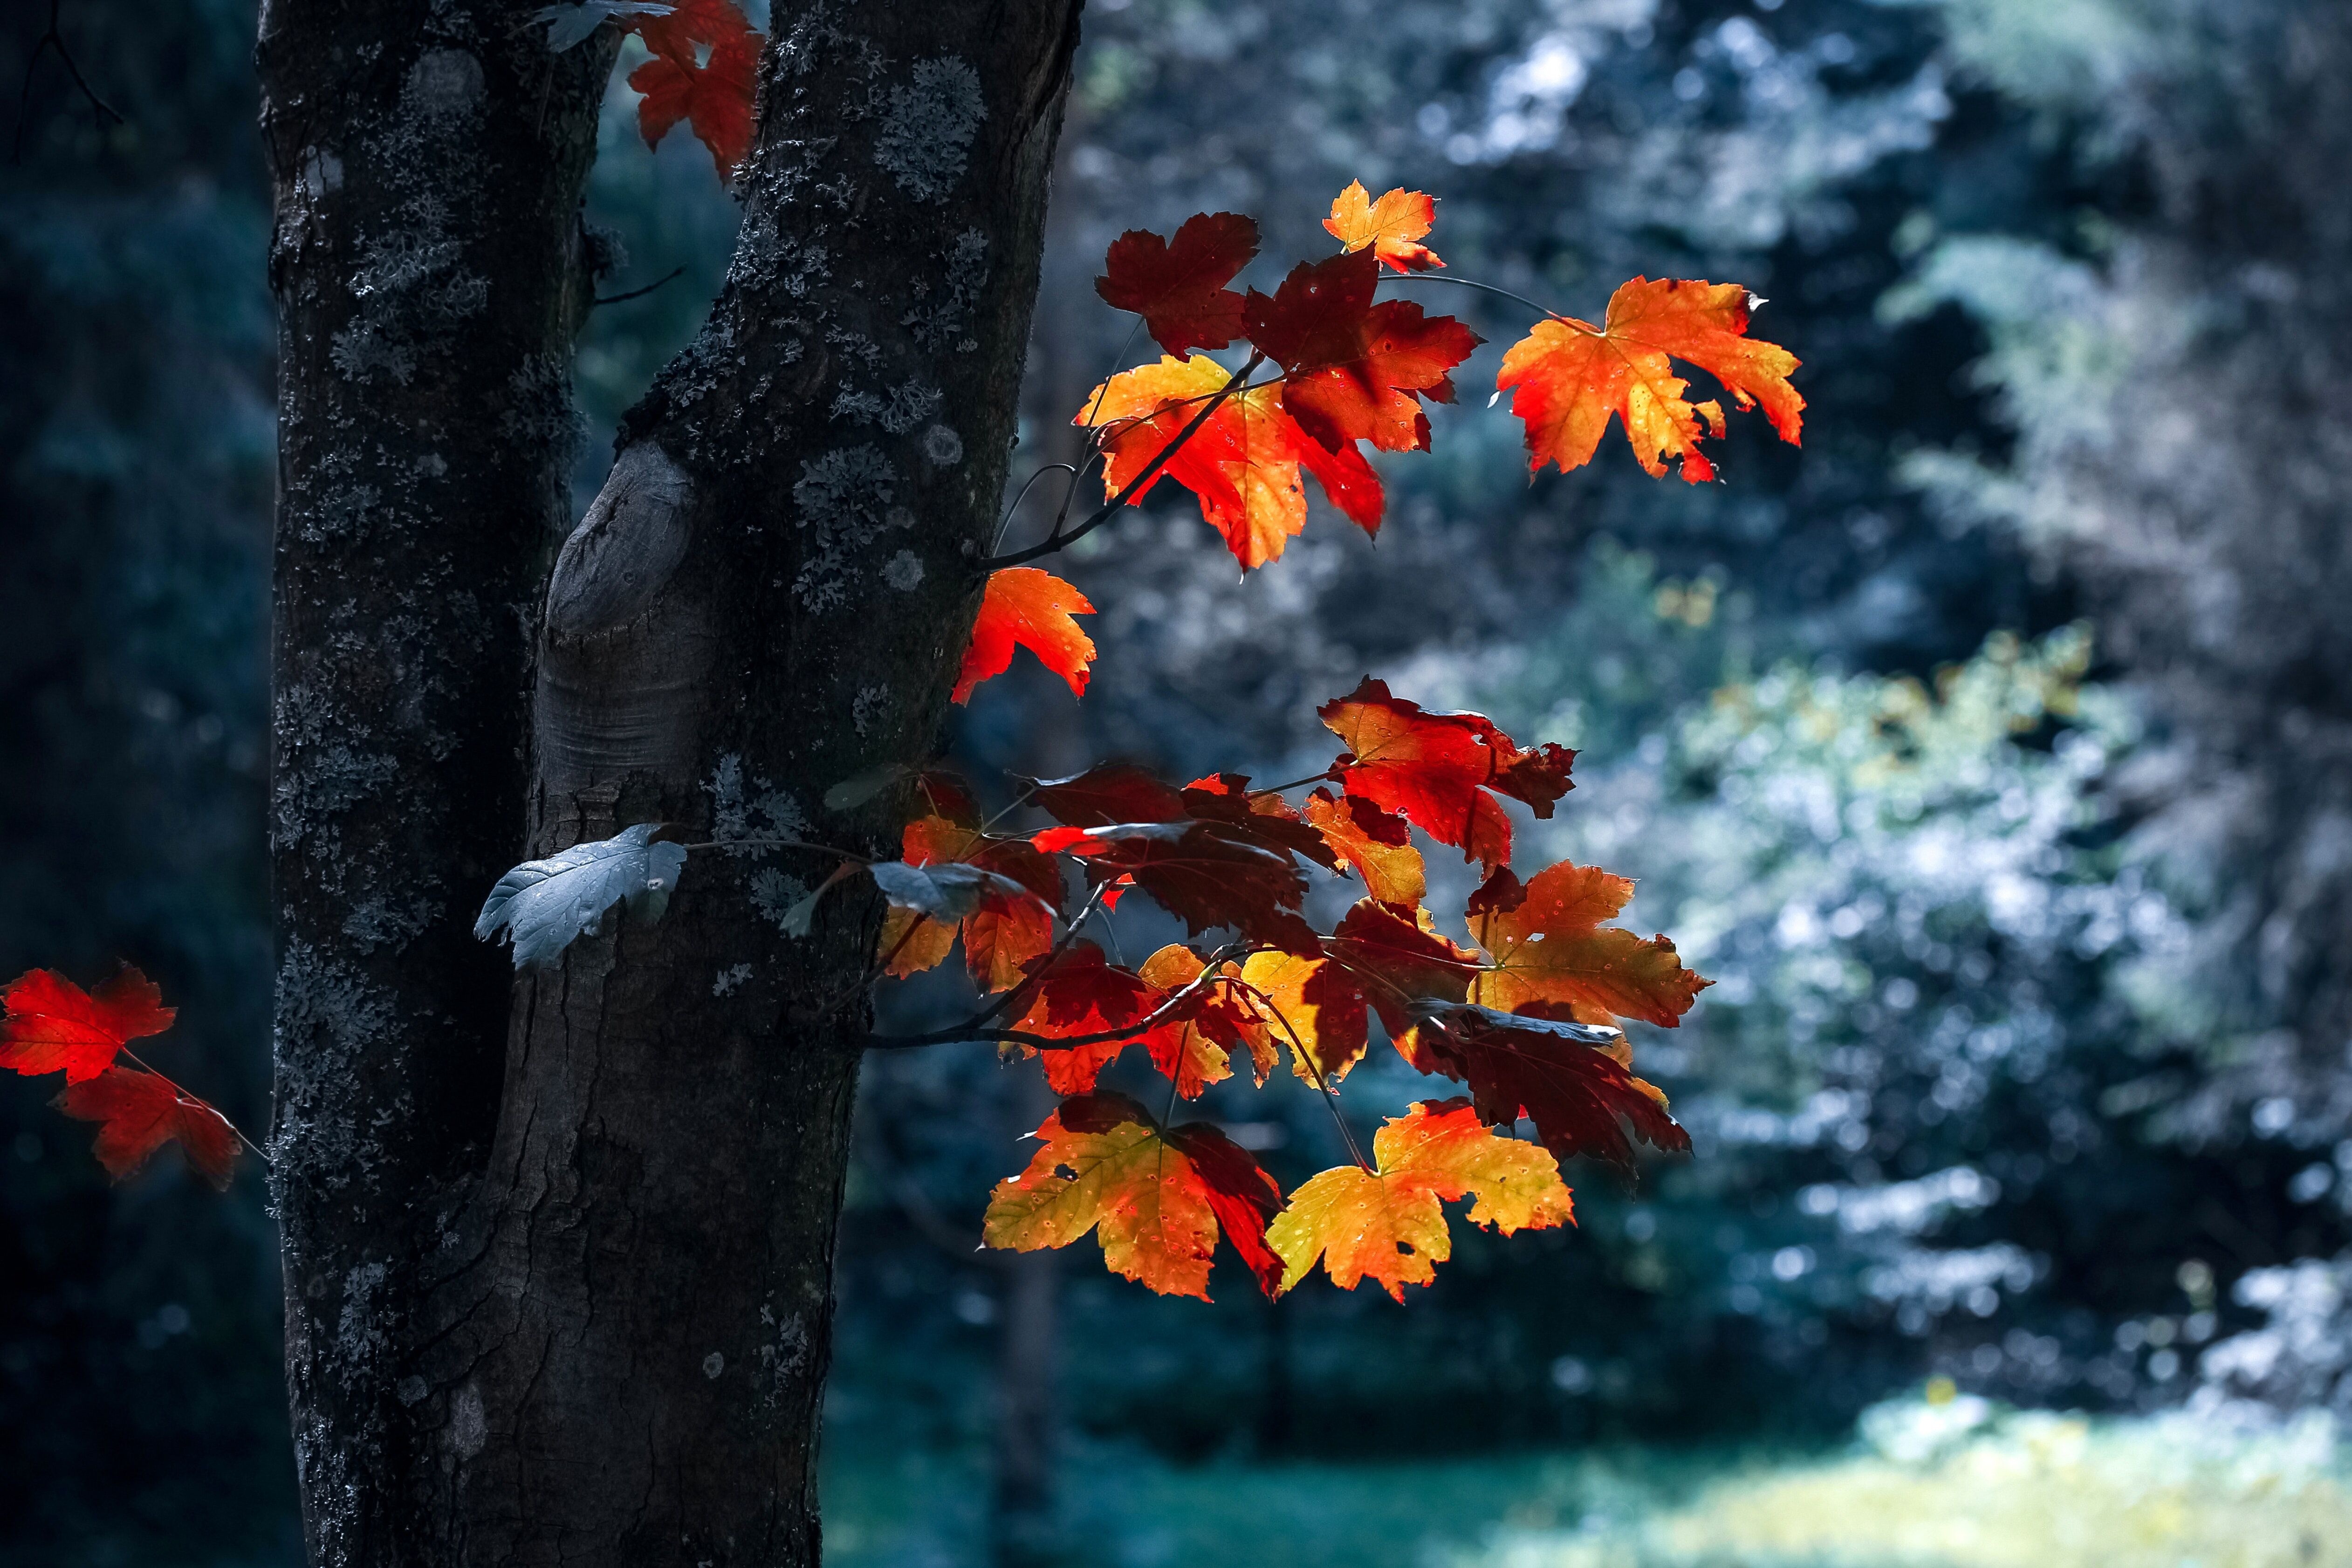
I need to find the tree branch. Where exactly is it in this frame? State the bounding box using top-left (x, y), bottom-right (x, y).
top-left (12, 0), bottom-right (122, 162)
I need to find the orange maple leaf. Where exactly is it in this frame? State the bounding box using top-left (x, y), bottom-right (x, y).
top-left (55, 1067), bottom-right (239, 1190)
top-left (1096, 212), bottom-right (1260, 356)
top-left (1134, 944), bottom-right (1260, 1096)
top-left (1267, 1099), bottom-right (1572, 1300)
top-left (1323, 181), bottom-right (1445, 273)
top-left (983, 1090), bottom-right (1283, 1299)
top-left (1465, 862), bottom-right (1710, 1028)
top-left (1318, 678), bottom-right (1575, 870)
top-left (0, 966), bottom-right (175, 1084)
top-left (1235, 950), bottom-right (1368, 1084)
top-left (625, 0), bottom-right (762, 180)
top-left (884, 808), bottom-right (1063, 991)
top-left (953, 567), bottom-right (1097, 704)
top-left (1496, 277), bottom-right (1802, 483)
top-left (1080, 355), bottom-right (1384, 568)
top-left (1302, 788), bottom-right (1426, 907)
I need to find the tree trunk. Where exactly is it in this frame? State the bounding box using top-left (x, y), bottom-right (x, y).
top-left (258, 4), bottom-right (616, 1562)
top-left (264, 1), bottom-right (1085, 1564)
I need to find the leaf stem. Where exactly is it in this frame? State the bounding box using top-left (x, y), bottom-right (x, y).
top-left (1221, 975), bottom-right (1374, 1174)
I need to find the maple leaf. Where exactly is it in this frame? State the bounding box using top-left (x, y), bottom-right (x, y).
top-left (1244, 249), bottom-right (1481, 455)
top-left (953, 568), bottom-right (1097, 705)
top-left (1079, 356), bottom-right (1383, 568)
top-left (877, 905), bottom-right (960, 978)
top-left (894, 808), bottom-right (1064, 992)
top-left (54, 1067), bottom-right (239, 1190)
top-left (1095, 212), bottom-right (1260, 356)
top-left (1322, 898), bottom-right (1481, 1034)
top-left (1396, 1001), bottom-right (1688, 1178)
top-left (627, 22), bottom-right (761, 180)
top-left (1303, 788), bottom-right (1426, 907)
top-left (1319, 678), bottom-right (1575, 870)
top-left (0, 966), bottom-right (175, 1084)
top-left (1323, 181), bottom-right (1445, 273)
top-left (983, 1090), bottom-right (1283, 1299)
top-left (1178, 774), bottom-right (1340, 870)
top-left (1027, 762), bottom-right (1188, 827)
top-left (1134, 944), bottom-right (1279, 1095)
top-left (1235, 950), bottom-right (1368, 1083)
top-left (1465, 862), bottom-right (1709, 1028)
top-left (1040, 821), bottom-right (1317, 951)
top-left (1267, 1098), bottom-right (1571, 1300)
top-left (1496, 277), bottom-right (1803, 483)
top-left (1005, 942), bottom-right (1161, 1096)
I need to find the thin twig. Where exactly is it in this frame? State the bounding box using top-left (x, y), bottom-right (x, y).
top-left (1245, 770), bottom-right (1340, 799)
top-left (990, 463), bottom-right (1080, 554)
top-left (593, 265), bottom-right (688, 307)
top-left (1383, 272), bottom-right (1570, 324)
top-left (12, 0), bottom-right (122, 162)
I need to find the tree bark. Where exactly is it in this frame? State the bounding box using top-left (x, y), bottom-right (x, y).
top-left (399, 5), bottom-right (1079, 1566)
top-left (258, 4), bottom-right (616, 1563)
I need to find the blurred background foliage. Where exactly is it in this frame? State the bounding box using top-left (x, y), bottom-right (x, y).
top-left (5, 0), bottom-right (2351, 1564)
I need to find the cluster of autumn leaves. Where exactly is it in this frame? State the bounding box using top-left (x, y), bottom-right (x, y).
top-left (911, 187), bottom-right (1803, 1299)
top-left (950, 182), bottom-right (1802, 712)
top-left (861, 679), bottom-right (1707, 1300)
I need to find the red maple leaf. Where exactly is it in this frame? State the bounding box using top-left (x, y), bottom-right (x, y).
top-left (1397, 1003), bottom-right (1688, 1178)
top-left (1095, 212), bottom-right (1261, 356)
top-left (1006, 943), bottom-right (1161, 1095)
top-left (54, 1067), bottom-right (239, 1190)
top-left (1318, 678), bottom-right (1575, 870)
top-left (1027, 763), bottom-right (1189, 827)
top-left (953, 568), bottom-right (1097, 705)
top-left (1322, 898), bottom-right (1481, 1034)
top-left (1243, 250), bottom-right (1481, 455)
top-left (0, 966), bottom-right (175, 1084)
top-left (625, 1), bottom-right (762, 181)
top-left (1040, 821), bottom-right (1316, 951)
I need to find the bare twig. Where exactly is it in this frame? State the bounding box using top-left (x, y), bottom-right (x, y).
top-left (593, 265), bottom-right (688, 307)
top-left (13, 0), bottom-right (122, 162)
top-left (1383, 271), bottom-right (1570, 324)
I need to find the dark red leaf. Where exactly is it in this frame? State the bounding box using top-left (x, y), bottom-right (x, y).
top-left (1096, 212), bottom-right (1261, 356)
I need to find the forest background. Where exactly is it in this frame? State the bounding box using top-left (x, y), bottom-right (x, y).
top-left (5, 0), bottom-right (2351, 1564)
